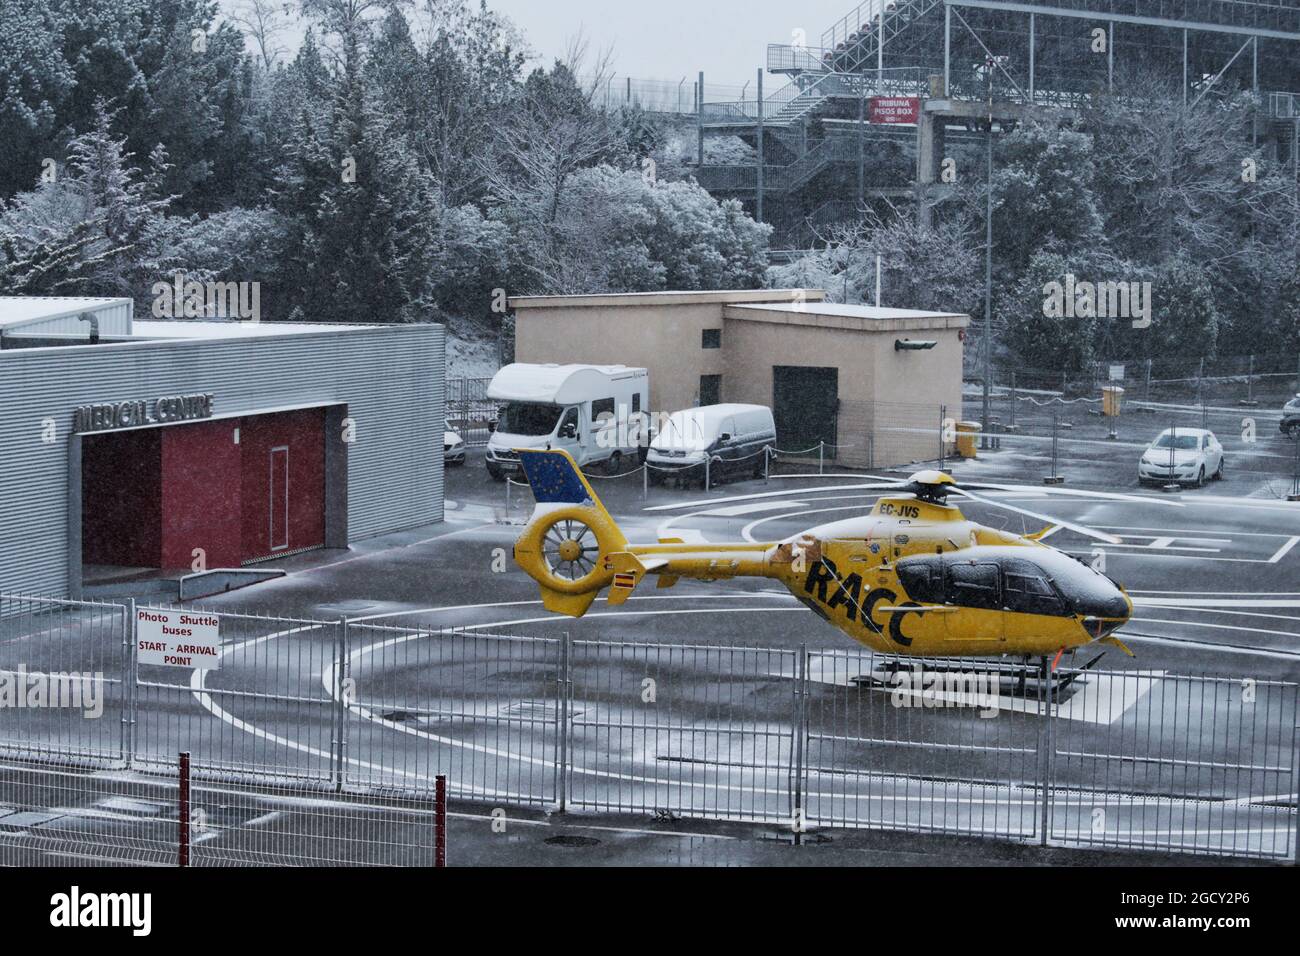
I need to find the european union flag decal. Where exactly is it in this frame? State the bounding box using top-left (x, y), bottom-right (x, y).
top-left (518, 450), bottom-right (593, 504)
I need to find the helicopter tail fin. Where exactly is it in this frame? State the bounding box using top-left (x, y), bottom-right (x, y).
top-left (512, 449), bottom-right (628, 617)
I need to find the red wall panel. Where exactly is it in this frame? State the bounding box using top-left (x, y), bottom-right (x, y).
top-left (160, 420), bottom-right (243, 570)
top-left (82, 430), bottom-right (162, 567)
top-left (240, 409), bottom-right (326, 562)
top-left (82, 409), bottom-right (326, 572)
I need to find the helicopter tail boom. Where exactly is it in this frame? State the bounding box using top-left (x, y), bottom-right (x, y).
top-left (513, 449), bottom-right (779, 615)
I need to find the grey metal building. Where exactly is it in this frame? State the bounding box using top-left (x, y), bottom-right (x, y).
top-left (0, 297), bottom-right (444, 597)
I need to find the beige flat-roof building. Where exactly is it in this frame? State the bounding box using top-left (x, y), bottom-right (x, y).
top-left (509, 289), bottom-right (969, 468)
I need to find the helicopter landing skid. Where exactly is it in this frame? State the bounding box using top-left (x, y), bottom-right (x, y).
top-left (848, 652), bottom-right (1106, 700)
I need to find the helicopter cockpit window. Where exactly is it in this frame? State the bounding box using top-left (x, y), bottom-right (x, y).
top-left (945, 562), bottom-right (1000, 610)
top-left (1002, 564), bottom-right (1066, 616)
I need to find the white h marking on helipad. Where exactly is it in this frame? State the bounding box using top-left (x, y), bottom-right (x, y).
top-left (786, 656), bottom-right (1161, 724)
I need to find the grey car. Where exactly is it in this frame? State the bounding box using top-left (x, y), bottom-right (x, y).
top-left (1281, 395), bottom-right (1300, 437)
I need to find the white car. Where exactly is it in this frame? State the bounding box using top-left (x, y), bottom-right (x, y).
top-left (444, 427), bottom-right (466, 466)
top-left (1137, 428), bottom-right (1223, 487)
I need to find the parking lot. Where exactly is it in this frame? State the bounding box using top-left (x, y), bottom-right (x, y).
top-left (5, 434), bottom-right (1298, 865)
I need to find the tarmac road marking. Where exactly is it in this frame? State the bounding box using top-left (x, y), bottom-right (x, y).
top-left (1132, 597), bottom-right (1300, 608)
top-left (1121, 628), bottom-right (1300, 659)
top-left (1064, 549), bottom-right (1265, 564)
top-left (180, 597), bottom-right (1296, 839)
top-left (740, 505), bottom-right (874, 541)
top-left (790, 654), bottom-right (1161, 725)
top-left (694, 501), bottom-right (811, 517)
top-left (1269, 535), bottom-right (1300, 563)
top-left (1129, 614), bottom-right (1300, 640)
top-left (348, 591), bottom-right (797, 624)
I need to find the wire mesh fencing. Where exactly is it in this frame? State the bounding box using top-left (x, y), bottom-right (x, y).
top-left (0, 594), bottom-right (129, 767)
top-left (1, 594), bottom-right (1296, 863)
top-left (0, 753), bottom-right (447, 867)
top-left (565, 640), bottom-right (800, 823)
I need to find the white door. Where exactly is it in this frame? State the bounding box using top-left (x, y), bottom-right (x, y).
top-left (270, 446), bottom-right (289, 551)
top-left (554, 406), bottom-right (584, 462)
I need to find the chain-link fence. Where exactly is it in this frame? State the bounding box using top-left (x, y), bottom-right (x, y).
top-left (1, 593), bottom-right (1294, 862)
top-left (968, 358), bottom-right (1300, 494)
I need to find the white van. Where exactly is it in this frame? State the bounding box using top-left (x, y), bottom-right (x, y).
top-left (646, 403), bottom-right (776, 486)
top-left (485, 363), bottom-right (650, 480)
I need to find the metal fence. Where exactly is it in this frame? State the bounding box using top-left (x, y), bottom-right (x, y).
top-left (1, 593), bottom-right (1294, 862)
top-left (0, 754), bottom-right (444, 866)
top-left (446, 376), bottom-right (496, 447)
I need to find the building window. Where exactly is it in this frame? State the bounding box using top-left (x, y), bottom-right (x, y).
top-left (702, 328), bottom-right (721, 349)
top-left (699, 375), bottom-right (721, 406)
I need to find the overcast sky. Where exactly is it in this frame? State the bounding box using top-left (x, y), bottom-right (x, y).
top-left (486, 0), bottom-right (854, 87)
top-left (225, 1), bottom-right (857, 90)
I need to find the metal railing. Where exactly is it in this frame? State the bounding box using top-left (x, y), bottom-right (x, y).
top-left (0, 592), bottom-right (1294, 861)
top-left (699, 69), bottom-right (929, 126)
top-left (767, 43), bottom-right (835, 74)
top-left (446, 376), bottom-right (496, 447)
top-left (1270, 90), bottom-right (1300, 119)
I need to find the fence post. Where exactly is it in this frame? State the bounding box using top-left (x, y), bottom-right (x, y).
top-left (435, 774), bottom-right (447, 868)
top-left (1044, 409), bottom-right (1062, 484)
top-left (123, 598), bottom-right (137, 770)
top-left (938, 404), bottom-right (947, 470)
top-left (792, 643), bottom-right (808, 844)
top-left (556, 631), bottom-right (571, 813)
top-left (764, 445), bottom-right (771, 483)
top-left (1289, 433), bottom-right (1300, 501)
top-left (704, 455), bottom-right (711, 490)
top-left (642, 462), bottom-right (648, 500)
top-left (1038, 661), bottom-right (1053, 847)
top-left (818, 440), bottom-right (825, 474)
top-left (178, 751), bottom-right (191, 867)
top-left (333, 617), bottom-right (349, 792)
top-left (1009, 370), bottom-right (1017, 428)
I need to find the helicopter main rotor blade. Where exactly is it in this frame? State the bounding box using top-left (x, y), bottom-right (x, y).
top-left (769, 474), bottom-right (898, 481)
top-left (643, 483), bottom-right (910, 511)
top-left (953, 481), bottom-right (1185, 507)
top-left (772, 474), bottom-right (1184, 507)
top-left (949, 488), bottom-right (1124, 545)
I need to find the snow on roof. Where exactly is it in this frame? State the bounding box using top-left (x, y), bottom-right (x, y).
top-left (668, 403), bottom-right (767, 423)
top-left (487, 363), bottom-right (647, 404)
top-left (134, 320), bottom-right (367, 339)
top-left (654, 403), bottom-right (770, 450)
top-left (727, 302), bottom-right (966, 321)
top-left (0, 296), bottom-right (132, 330)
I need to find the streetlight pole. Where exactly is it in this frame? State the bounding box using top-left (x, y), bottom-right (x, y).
top-left (981, 56), bottom-right (994, 449)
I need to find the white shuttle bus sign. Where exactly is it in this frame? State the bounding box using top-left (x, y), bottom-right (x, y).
top-left (136, 609), bottom-right (222, 669)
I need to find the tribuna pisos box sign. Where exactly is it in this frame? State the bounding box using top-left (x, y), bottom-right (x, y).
top-left (136, 609), bottom-right (221, 669)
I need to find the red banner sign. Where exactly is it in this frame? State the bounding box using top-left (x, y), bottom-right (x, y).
top-left (869, 96), bottom-right (921, 124)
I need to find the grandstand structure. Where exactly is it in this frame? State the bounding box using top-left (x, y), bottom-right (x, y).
top-left (690, 0), bottom-right (1300, 247)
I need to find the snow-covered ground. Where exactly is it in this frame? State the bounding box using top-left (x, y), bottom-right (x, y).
top-left (445, 329), bottom-right (501, 380)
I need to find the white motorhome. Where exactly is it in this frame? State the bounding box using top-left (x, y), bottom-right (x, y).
top-left (485, 363), bottom-right (650, 480)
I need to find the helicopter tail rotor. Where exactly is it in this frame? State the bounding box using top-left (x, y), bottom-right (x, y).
top-left (512, 449), bottom-right (629, 617)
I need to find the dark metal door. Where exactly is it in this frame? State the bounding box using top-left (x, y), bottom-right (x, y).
top-left (772, 366), bottom-right (839, 458)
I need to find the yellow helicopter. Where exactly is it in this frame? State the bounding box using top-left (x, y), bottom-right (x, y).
top-left (511, 448), bottom-right (1152, 662)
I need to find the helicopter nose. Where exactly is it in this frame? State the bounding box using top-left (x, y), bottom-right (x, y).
top-left (1080, 584), bottom-right (1132, 635)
